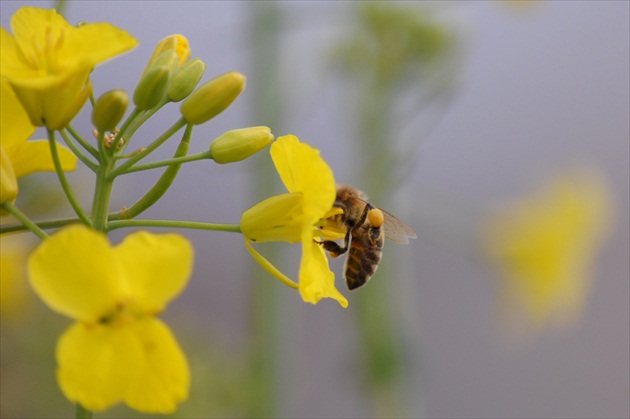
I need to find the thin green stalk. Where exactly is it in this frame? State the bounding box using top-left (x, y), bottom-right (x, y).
top-left (54, 0), bottom-right (67, 17)
top-left (0, 217), bottom-right (81, 235)
top-left (47, 129), bottom-right (93, 227)
top-left (107, 219), bottom-right (241, 233)
top-left (59, 129), bottom-right (98, 172)
top-left (75, 403), bottom-right (92, 419)
top-left (65, 124), bottom-right (100, 160)
top-left (112, 107), bottom-right (145, 153)
top-left (109, 117), bottom-right (188, 178)
top-left (114, 102), bottom-right (168, 156)
top-left (113, 124), bottom-right (192, 220)
top-left (118, 150), bottom-right (212, 174)
top-left (1, 202), bottom-right (48, 240)
top-left (247, 3), bottom-right (283, 417)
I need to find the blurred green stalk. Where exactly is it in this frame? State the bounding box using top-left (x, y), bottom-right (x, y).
top-left (246, 3), bottom-right (282, 417)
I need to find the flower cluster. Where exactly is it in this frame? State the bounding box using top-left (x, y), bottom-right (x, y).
top-left (1, 6), bottom-right (347, 416)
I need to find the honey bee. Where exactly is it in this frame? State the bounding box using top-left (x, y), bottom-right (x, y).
top-left (317, 184), bottom-right (417, 290)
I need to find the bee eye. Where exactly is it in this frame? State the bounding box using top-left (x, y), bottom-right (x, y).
top-left (367, 208), bottom-right (384, 228)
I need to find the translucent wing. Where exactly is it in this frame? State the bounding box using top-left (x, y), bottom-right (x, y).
top-left (381, 209), bottom-right (417, 244)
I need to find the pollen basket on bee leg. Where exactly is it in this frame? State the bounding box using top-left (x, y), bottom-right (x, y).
top-left (367, 208), bottom-right (384, 228)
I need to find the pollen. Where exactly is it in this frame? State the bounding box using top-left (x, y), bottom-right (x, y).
top-left (368, 208), bottom-right (384, 228)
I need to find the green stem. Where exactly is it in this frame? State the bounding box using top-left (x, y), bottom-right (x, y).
top-left (65, 124), bottom-right (100, 160)
top-left (247, 3), bottom-right (283, 417)
top-left (90, 141), bottom-right (117, 232)
top-left (54, 0), bottom-right (67, 17)
top-left (115, 102), bottom-right (168, 156)
top-left (0, 217), bottom-right (80, 235)
top-left (118, 150), bottom-right (212, 174)
top-left (59, 129), bottom-right (98, 172)
top-left (47, 129), bottom-right (93, 227)
top-left (75, 403), bottom-right (92, 419)
top-left (107, 219), bottom-right (241, 233)
top-left (1, 202), bottom-right (48, 240)
top-left (109, 117), bottom-right (188, 178)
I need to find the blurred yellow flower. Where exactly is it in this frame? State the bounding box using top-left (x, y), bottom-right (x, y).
top-left (27, 225), bottom-right (193, 413)
top-left (0, 235), bottom-right (32, 319)
top-left (241, 135), bottom-right (348, 308)
top-left (483, 168), bottom-right (613, 334)
top-left (0, 7), bottom-right (138, 129)
top-left (0, 80), bottom-right (76, 210)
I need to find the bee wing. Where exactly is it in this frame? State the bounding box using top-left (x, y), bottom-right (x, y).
top-left (381, 209), bottom-right (417, 244)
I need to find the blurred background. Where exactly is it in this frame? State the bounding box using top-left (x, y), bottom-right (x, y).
top-left (1, 1), bottom-right (628, 418)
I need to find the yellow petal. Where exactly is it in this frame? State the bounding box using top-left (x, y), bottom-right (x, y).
top-left (61, 23), bottom-right (139, 67)
top-left (2, 7), bottom-right (137, 130)
top-left (240, 192), bottom-right (305, 243)
top-left (0, 80), bottom-right (35, 149)
top-left (56, 322), bottom-right (144, 412)
top-left (484, 167), bottom-right (613, 329)
top-left (8, 67), bottom-right (93, 129)
top-left (244, 239), bottom-right (298, 289)
top-left (7, 8), bottom-right (137, 73)
top-left (8, 8), bottom-right (72, 71)
top-left (7, 140), bottom-right (77, 178)
top-left (270, 135), bottom-right (336, 221)
top-left (113, 232), bottom-right (193, 314)
top-left (0, 145), bottom-right (18, 205)
top-left (28, 225), bottom-right (124, 322)
top-left (0, 27), bottom-right (34, 77)
top-left (299, 235), bottom-right (348, 308)
top-left (125, 318), bottom-right (190, 414)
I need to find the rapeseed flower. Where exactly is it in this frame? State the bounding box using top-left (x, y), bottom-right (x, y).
top-left (28, 225), bottom-right (193, 413)
top-left (1, 80), bottom-right (76, 209)
top-left (0, 7), bottom-right (137, 129)
top-left (241, 135), bottom-right (348, 308)
top-left (483, 168), bottom-right (613, 334)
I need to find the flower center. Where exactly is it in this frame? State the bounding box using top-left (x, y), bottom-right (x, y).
top-left (98, 301), bottom-right (141, 327)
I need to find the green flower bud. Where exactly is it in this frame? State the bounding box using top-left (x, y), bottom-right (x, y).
top-left (180, 71), bottom-right (246, 125)
top-left (211, 126), bottom-right (273, 164)
top-left (91, 90), bottom-right (129, 132)
top-left (146, 49), bottom-right (179, 74)
top-left (133, 65), bottom-right (170, 110)
top-left (145, 35), bottom-right (190, 72)
top-left (168, 59), bottom-right (206, 102)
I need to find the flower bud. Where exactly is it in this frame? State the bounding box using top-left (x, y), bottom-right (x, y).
top-left (133, 65), bottom-right (170, 110)
top-left (210, 126), bottom-right (273, 164)
top-left (147, 50), bottom-right (179, 74)
top-left (145, 35), bottom-right (191, 72)
top-left (1, 146), bottom-right (18, 210)
top-left (91, 90), bottom-right (129, 132)
top-left (180, 71), bottom-right (246, 125)
top-left (168, 59), bottom-right (206, 102)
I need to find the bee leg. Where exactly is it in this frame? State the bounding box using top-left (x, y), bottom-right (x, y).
top-left (316, 225), bottom-right (352, 258)
top-left (317, 240), bottom-right (347, 258)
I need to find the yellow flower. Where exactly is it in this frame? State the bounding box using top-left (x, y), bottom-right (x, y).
top-left (0, 80), bottom-right (77, 210)
top-left (241, 135), bottom-right (348, 308)
top-left (27, 225), bottom-right (193, 413)
top-left (0, 7), bottom-right (138, 129)
top-left (0, 235), bottom-right (32, 319)
top-left (483, 168), bottom-right (613, 334)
